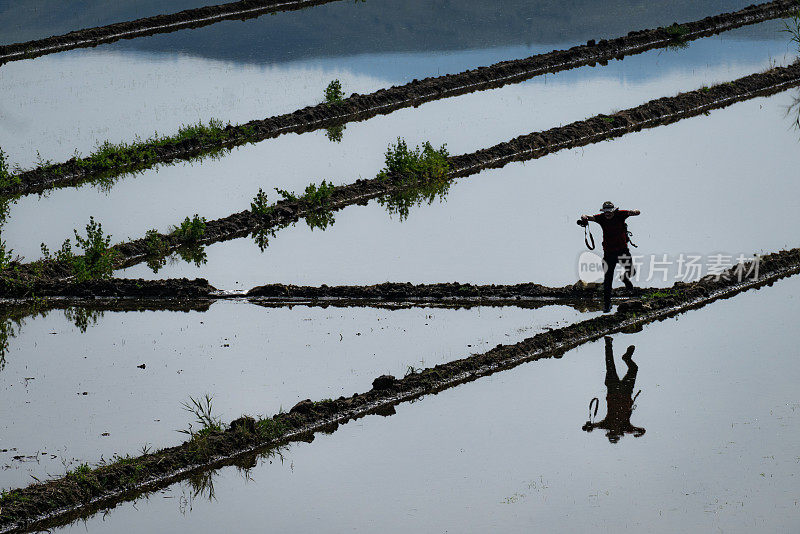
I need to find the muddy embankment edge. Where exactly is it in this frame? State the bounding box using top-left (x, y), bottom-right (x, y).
top-left (0, 277), bottom-right (646, 301)
top-left (4, 0), bottom-right (797, 196)
top-left (1, 248), bottom-right (798, 533)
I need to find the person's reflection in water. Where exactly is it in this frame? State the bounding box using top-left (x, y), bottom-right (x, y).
top-left (582, 336), bottom-right (645, 443)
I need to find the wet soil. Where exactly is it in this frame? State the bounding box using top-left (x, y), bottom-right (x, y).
top-left (246, 281), bottom-right (643, 301)
top-left (2, 247), bottom-right (797, 533)
top-left (0, 276), bottom-right (636, 303)
top-left (0, 0), bottom-right (343, 65)
top-left (4, 0), bottom-right (795, 196)
top-left (17, 58), bottom-right (799, 283)
top-left (0, 278), bottom-right (216, 299)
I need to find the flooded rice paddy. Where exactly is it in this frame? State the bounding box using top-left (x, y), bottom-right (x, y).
top-left (117, 90), bottom-right (800, 288)
top-left (0, 301), bottom-right (593, 489)
top-left (53, 263), bottom-right (800, 533)
top-left (1, 20), bottom-right (794, 262)
top-left (1, 0), bottom-right (799, 531)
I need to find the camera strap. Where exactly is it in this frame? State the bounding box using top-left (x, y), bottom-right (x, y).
top-left (584, 225), bottom-right (595, 250)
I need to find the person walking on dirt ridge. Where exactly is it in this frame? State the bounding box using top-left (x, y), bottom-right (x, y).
top-left (581, 336), bottom-right (645, 443)
top-left (579, 201), bottom-right (641, 312)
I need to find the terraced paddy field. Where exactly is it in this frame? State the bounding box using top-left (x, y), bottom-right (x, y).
top-left (1, 1), bottom-right (799, 532)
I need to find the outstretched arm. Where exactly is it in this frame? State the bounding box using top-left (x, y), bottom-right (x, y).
top-left (628, 210), bottom-right (641, 216)
top-left (581, 214), bottom-right (596, 222)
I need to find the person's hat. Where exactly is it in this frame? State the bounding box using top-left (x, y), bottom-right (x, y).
top-left (601, 201), bottom-right (616, 213)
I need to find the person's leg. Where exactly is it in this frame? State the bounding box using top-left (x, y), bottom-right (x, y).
top-left (619, 250), bottom-right (635, 290)
top-left (603, 253), bottom-right (619, 311)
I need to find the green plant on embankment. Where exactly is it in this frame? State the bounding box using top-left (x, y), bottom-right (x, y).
top-left (276, 180), bottom-right (337, 231)
top-left (172, 214), bottom-right (206, 243)
top-left (71, 119), bottom-right (230, 174)
top-left (324, 79), bottom-right (345, 105)
top-left (665, 23), bottom-right (689, 40)
top-left (377, 138), bottom-right (450, 183)
top-left (664, 23), bottom-right (690, 49)
top-left (250, 188), bottom-right (272, 217)
top-left (323, 80), bottom-right (347, 142)
top-left (0, 239), bottom-right (14, 272)
top-left (375, 138), bottom-right (451, 219)
top-left (180, 394), bottom-right (224, 438)
top-left (40, 217), bottom-right (117, 281)
top-left (144, 229), bottom-right (168, 273)
top-left (4, 119), bottom-right (248, 192)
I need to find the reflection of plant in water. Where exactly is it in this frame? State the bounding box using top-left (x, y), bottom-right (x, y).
top-left (304, 207), bottom-right (336, 231)
top-left (186, 470), bottom-right (217, 503)
top-left (251, 226), bottom-right (277, 252)
top-left (0, 318), bottom-right (12, 372)
top-left (325, 124), bottom-right (346, 143)
top-left (178, 446), bottom-right (285, 515)
top-left (144, 229), bottom-right (169, 273)
top-left (379, 176), bottom-right (451, 221)
top-left (173, 244), bottom-right (208, 268)
top-left (787, 89), bottom-right (800, 134)
top-left (64, 307), bottom-right (104, 334)
top-left (0, 305), bottom-right (51, 372)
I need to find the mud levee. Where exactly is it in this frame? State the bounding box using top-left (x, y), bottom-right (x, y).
top-left (0, 299), bottom-right (213, 322)
top-left (2, 248), bottom-right (798, 533)
top-left (0, 0), bottom-right (344, 65)
top-left (0, 276), bottom-right (636, 304)
top-left (246, 281), bottom-right (645, 301)
top-left (4, 0), bottom-right (797, 197)
top-left (0, 277), bottom-right (216, 299)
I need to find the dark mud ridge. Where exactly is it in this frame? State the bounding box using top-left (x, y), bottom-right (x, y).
top-left (19, 58), bottom-right (798, 280)
top-left (0, 0), bottom-right (343, 65)
top-left (0, 277), bottom-right (638, 303)
top-left (2, 248), bottom-right (798, 533)
top-left (246, 281), bottom-right (645, 301)
top-left (5, 0), bottom-right (796, 196)
top-left (0, 277), bottom-right (216, 299)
